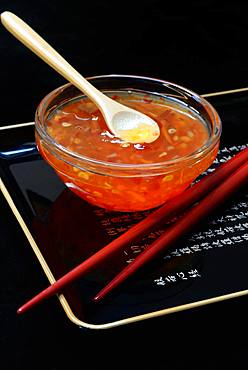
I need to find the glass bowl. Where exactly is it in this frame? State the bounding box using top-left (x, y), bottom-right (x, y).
top-left (35, 75), bottom-right (221, 212)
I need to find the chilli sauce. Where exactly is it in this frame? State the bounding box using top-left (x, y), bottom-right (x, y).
top-left (36, 92), bottom-right (219, 211)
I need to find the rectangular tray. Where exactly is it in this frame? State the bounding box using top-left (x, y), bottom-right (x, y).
top-left (1, 88), bottom-right (248, 329)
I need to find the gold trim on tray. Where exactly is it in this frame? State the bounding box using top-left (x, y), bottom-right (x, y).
top-left (201, 86), bottom-right (248, 97)
top-left (0, 121), bottom-right (34, 130)
top-left (1, 87), bottom-right (248, 329)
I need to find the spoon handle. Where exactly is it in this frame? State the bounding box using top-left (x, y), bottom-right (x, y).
top-left (1, 11), bottom-right (105, 107)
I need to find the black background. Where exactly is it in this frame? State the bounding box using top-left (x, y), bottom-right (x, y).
top-left (0, 1), bottom-right (247, 369)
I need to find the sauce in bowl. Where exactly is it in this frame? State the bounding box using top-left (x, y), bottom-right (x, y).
top-left (35, 76), bottom-right (221, 212)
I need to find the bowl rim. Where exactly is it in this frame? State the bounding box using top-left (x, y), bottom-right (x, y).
top-left (35, 74), bottom-right (222, 171)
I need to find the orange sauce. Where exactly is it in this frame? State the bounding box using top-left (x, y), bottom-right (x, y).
top-left (36, 92), bottom-right (218, 211)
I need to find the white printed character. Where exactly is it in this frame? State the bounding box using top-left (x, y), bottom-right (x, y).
top-left (154, 277), bottom-right (166, 286)
top-left (180, 247), bottom-right (193, 254)
top-left (221, 238), bottom-right (234, 245)
top-left (231, 236), bottom-right (243, 243)
top-left (165, 275), bottom-right (177, 283)
top-left (212, 240), bottom-right (223, 248)
top-left (200, 242), bottom-right (212, 250)
top-left (241, 233), bottom-right (248, 241)
top-left (176, 272), bottom-right (188, 280)
top-left (188, 269), bottom-right (201, 278)
top-left (191, 244), bottom-right (202, 252)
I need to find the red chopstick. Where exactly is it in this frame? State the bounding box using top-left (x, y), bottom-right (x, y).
top-left (17, 147), bottom-right (248, 314)
top-left (94, 158), bottom-right (248, 301)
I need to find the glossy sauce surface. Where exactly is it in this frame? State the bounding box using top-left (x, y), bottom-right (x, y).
top-left (46, 92), bottom-right (209, 164)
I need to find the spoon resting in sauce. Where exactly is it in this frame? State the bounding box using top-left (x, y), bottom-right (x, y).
top-left (1, 11), bottom-right (160, 144)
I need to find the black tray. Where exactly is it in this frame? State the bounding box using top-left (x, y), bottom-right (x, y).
top-left (0, 88), bottom-right (248, 329)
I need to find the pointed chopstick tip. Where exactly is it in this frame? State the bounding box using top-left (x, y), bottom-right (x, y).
top-left (17, 306), bottom-right (25, 315)
top-left (93, 294), bottom-right (102, 302)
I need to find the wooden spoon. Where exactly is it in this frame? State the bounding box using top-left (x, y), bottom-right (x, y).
top-left (1, 11), bottom-right (160, 144)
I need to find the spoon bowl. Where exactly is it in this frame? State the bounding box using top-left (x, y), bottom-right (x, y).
top-left (105, 104), bottom-right (160, 143)
top-left (0, 11), bottom-right (160, 144)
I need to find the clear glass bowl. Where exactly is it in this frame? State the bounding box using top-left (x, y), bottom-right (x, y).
top-left (35, 75), bottom-right (221, 212)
